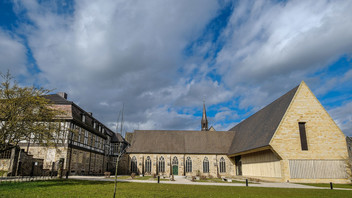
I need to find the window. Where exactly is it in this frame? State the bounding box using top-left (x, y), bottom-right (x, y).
top-left (172, 156), bottom-right (178, 166)
top-left (219, 157), bottom-right (226, 173)
top-left (158, 156), bottom-right (165, 173)
top-left (78, 128), bottom-right (81, 142)
top-left (299, 122), bottom-right (308, 150)
top-left (185, 157), bottom-right (192, 173)
top-left (84, 130), bottom-right (88, 145)
top-left (145, 156), bottom-right (152, 173)
top-left (93, 122), bottom-right (96, 129)
top-left (82, 114), bottom-right (85, 123)
top-left (95, 135), bottom-right (99, 148)
top-left (0, 149), bottom-right (11, 159)
top-left (203, 157), bottom-right (209, 173)
top-left (131, 156), bottom-right (137, 173)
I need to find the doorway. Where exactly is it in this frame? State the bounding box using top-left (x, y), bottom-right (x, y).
top-left (235, 156), bottom-right (242, 176)
top-left (172, 156), bottom-right (178, 175)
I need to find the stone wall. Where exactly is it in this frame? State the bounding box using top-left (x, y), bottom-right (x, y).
top-left (270, 82), bottom-right (350, 183)
top-left (127, 153), bottom-right (234, 178)
top-left (67, 148), bottom-right (106, 175)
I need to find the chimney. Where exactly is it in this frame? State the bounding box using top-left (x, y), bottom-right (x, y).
top-left (57, 92), bottom-right (68, 99)
top-left (88, 112), bottom-right (93, 116)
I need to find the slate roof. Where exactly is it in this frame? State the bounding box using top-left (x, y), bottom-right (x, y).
top-left (127, 130), bottom-right (235, 154)
top-left (227, 85), bottom-right (299, 155)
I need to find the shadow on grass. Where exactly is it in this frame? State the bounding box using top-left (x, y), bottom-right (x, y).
top-left (0, 179), bottom-right (129, 189)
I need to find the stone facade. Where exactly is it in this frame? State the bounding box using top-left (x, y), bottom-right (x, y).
top-left (126, 154), bottom-right (234, 178)
top-left (270, 82), bottom-right (349, 183)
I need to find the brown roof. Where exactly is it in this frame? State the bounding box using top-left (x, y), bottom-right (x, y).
top-left (111, 132), bottom-right (125, 143)
top-left (227, 85), bottom-right (299, 155)
top-left (127, 130), bottom-right (235, 154)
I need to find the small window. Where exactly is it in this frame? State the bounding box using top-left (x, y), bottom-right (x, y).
top-left (145, 156), bottom-right (152, 173)
top-left (185, 157), bottom-right (192, 173)
top-left (299, 122), bottom-right (308, 150)
top-left (82, 114), bottom-right (86, 123)
top-left (158, 156), bottom-right (165, 173)
top-left (203, 157), bottom-right (209, 173)
top-left (219, 157), bottom-right (226, 173)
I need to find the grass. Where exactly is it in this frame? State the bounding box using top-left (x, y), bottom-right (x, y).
top-left (111, 175), bottom-right (169, 181)
top-left (298, 183), bottom-right (352, 189)
top-left (0, 179), bottom-right (351, 198)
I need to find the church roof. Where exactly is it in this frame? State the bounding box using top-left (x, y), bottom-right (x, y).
top-left (127, 130), bottom-right (235, 154)
top-left (227, 85), bottom-right (299, 155)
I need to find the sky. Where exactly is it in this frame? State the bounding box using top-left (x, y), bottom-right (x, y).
top-left (0, 0), bottom-right (351, 136)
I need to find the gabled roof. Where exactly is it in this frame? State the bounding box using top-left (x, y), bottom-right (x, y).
top-left (43, 94), bottom-right (72, 105)
top-left (127, 130), bottom-right (235, 154)
top-left (111, 132), bottom-right (126, 143)
top-left (227, 85), bottom-right (299, 155)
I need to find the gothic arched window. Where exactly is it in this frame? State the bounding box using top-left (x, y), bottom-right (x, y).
top-left (131, 156), bottom-right (137, 173)
top-left (219, 157), bottom-right (226, 173)
top-left (203, 157), bottom-right (209, 173)
top-left (172, 156), bottom-right (178, 165)
top-left (185, 157), bottom-right (192, 173)
top-left (145, 156), bottom-right (151, 173)
top-left (158, 156), bottom-right (165, 173)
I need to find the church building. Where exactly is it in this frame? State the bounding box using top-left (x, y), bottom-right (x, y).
top-left (124, 81), bottom-right (350, 183)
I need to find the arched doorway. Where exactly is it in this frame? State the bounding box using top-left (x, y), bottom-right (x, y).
top-left (172, 156), bottom-right (178, 175)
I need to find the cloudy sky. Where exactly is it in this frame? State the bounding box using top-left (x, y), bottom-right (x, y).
top-left (0, 0), bottom-right (351, 136)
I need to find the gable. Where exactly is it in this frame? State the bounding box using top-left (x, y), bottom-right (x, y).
top-left (227, 85), bottom-right (299, 155)
top-left (270, 82), bottom-right (348, 160)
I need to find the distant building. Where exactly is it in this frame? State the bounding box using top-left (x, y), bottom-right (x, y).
top-left (0, 92), bottom-right (128, 176)
top-left (125, 82), bottom-right (350, 183)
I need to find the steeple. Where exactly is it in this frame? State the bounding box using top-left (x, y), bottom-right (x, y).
top-left (201, 101), bottom-right (208, 131)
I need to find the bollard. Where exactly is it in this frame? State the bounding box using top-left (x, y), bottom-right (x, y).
top-left (330, 182), bottom-right (333, 190)
top-left (246, 179), bottom-right (248, 187)
top-left (158, 175), bottom-right (160, 183)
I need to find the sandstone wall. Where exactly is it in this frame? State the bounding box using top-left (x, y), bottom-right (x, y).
top-left (270, 82), bottom-right (350, 183)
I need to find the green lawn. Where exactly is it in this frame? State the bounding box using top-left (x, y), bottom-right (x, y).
top-left (0, 179), bottom-right (351, 198)
top-left (298, 183), bottom-right (352, 189)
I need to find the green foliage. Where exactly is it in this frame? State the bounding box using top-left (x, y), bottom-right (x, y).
top-left (0, 179), bottom-right (351, 198)
top-left (0, 71), bottom-right (62, 151)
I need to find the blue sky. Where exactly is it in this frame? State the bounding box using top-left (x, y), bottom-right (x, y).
top-left (0, 0), bottom-right (351, 136)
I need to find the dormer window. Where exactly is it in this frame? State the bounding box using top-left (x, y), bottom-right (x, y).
top-left (93, 122), bottom-right (96, 129)
top-left (82, 114), bottom-right (86, 123)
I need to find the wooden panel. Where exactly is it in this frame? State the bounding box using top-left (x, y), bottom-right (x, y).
top-left (242, 161), bottom-right (282, 177)
top-left (289, 160), bottom-right (347, 179)
top-left (241, 150), bottom-right (282, 177)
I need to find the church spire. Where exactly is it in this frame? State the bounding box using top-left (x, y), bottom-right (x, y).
top-left (201, 101), bottom-right (208, 131)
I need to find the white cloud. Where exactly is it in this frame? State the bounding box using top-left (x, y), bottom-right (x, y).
top-left (13, 0), bottom-right (225, 132)
top-left (0, 29), bottom-right (27, 76)
top-left (328, 102), bottom-right (352, 136)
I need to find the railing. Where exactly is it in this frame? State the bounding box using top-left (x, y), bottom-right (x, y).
top-left (0, 175), bottom-right (57, 183)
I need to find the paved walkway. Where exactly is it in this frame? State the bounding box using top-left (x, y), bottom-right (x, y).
top-left (69, 176), bottom-right (351, 191)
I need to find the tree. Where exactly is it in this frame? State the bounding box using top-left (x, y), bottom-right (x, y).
top-left (0, 71), bottom-right (62, 152)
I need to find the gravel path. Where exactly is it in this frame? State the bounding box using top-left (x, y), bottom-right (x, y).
top-left (68, 176), bottom-right (351, 191)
